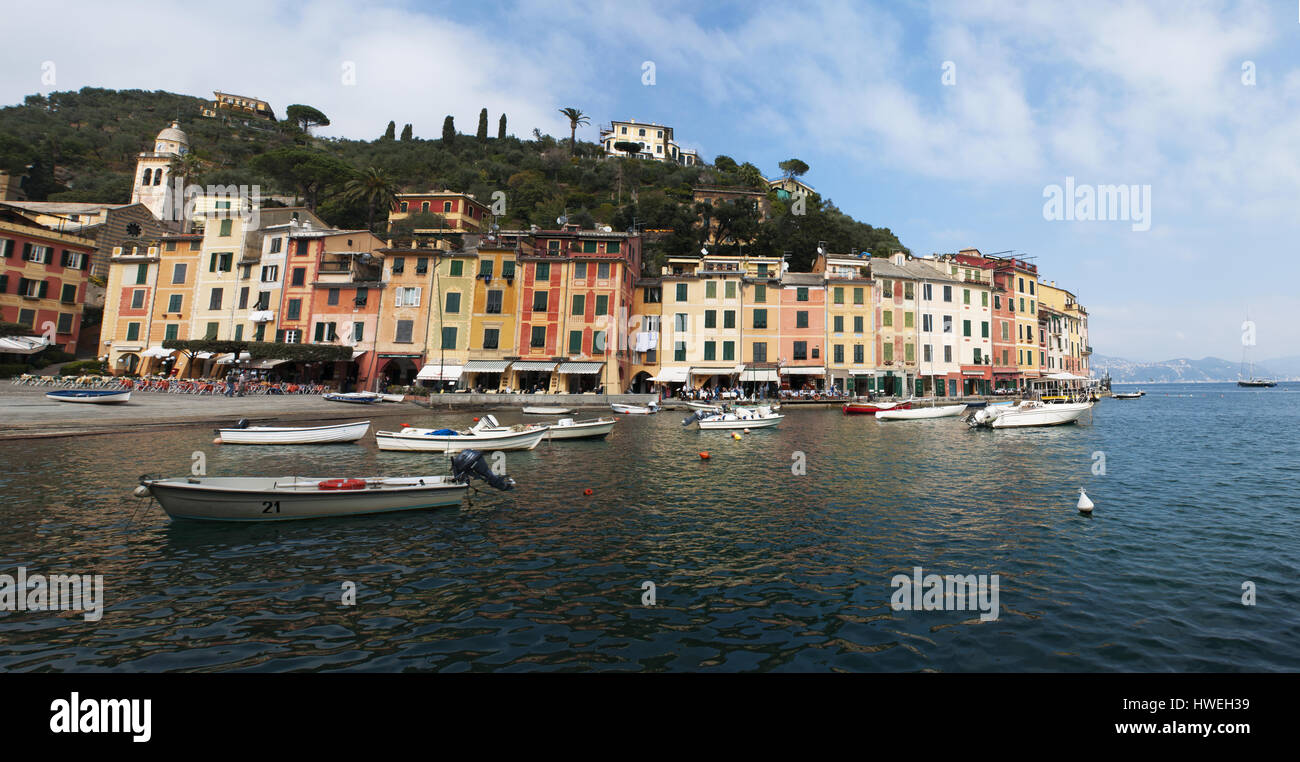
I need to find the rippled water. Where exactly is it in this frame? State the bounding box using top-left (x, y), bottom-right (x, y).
top-left (1, 383), bottom-right (1298, 672)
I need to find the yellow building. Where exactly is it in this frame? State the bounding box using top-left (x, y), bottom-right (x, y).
top-left (1038, 280), bottom-right (1089, 376)
top-left (814, 252), bottom-right (876, 392)
top-left (1009, 260), bottom-right (1042, 387)
top-left (627, 278), bottom-right (663, 393)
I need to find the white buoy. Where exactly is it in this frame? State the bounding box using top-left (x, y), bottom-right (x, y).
top-left (1077, 488), bottom-right (1094, 513)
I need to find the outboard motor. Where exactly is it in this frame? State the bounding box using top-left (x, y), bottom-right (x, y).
top-left (235, 418), bottom-right (250, 429)
top-left (682, 411), bottom-right (705, 426)
top-left (451, 449), bottom-right (515, 491)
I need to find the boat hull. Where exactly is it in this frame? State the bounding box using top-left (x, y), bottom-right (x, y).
top-left (611, 403), bottom-right (658, 414)
top-left (217, 421), bottom-right (371, 445)
top-left (1237, 380), bottom-right (1276, 388)
top-left (324, 393), bottom-right (382, 404)
top-left (696, 415), bottom-right (783, 429)
top-left (375, 426), bottom-right (546, 452)
top-left (843, 401), bottom-right (909, 415)
top-left (523, 406), bottom-right (573, 415)
top-left (46, 390), bottom-right (131, 404)
top-left (545, 418), bottom-right (616, 439)
top-left (971, 401), bottom-right (1093, 428)
top-left (143, 476), bottom-right (467, 522)
top-left (875, 404), bottom-right (967, 420)
top-left (686, 401), bottom-right (723, 411)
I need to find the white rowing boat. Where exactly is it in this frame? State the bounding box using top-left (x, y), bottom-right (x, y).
top-left (323, 392), bottom-right (382, 404)
top-left (545, 417), bottom-right (616, 440)
top-left (45, 389), bottom-right (131, 404)
top-left (375, 415), bottom-right (547, 452)
top-left (523, 406), bottom-right (573, 415)
top-left (611, 402), bottom-right (659, 415)
top-left (216, 420), bottom-right (370, 445)
top-left (967, 400), bottom-right (1092, 428)
top-left (875, 403), bottom-right (967, 420)
top-left (685, 401), bottom-right (723, 411)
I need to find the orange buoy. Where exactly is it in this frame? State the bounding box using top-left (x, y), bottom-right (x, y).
top-left (583, 488), bottom-right (594, 496)
top-left (473, 417), bottom-right (480, 422)
top-left (401, 422), bottom-right (411, 428)
top-left (213, 437), bottom-right (222, 445)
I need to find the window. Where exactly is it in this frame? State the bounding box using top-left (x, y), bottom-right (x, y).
top-left (479, 260), bottom-right (493, 278)
top-left (943, 285), bottom-right (952, 302)
top-left (442, 326), bottom-right (457, 350)
top-left (974, 348), bottom-right (982, 364)
top-left (209, 288), bottom-right (223, 310)
top-left (1001, 321), bottom-right (1010, 339)
top-left (753, 342), bottom-right (767, 362)
top-left (595, 294), bottom-right (609, 315)
top-left (754, 284), bottom-right (766, 303)
top-left (501, 260), bottom-right (515, 279)
top-left (445, 292), bottom-right (461, 314)
top-left (532, 291), bottom-right (548, 311)
top-left (854, 287), bottom-right (864, 305)
top-left (994, 295), bottom-right (1001, 310)
top-left (167, 294), bottom-right (183, 312)
top-left (643, 286), bottom-right (661, 303)
top-left (880, 280), bottom-right (892, 298)
top-left (569, 330), bottom-right (582, 354)
top-left (706, 281), bottom-right (717, 299)
top-left (314, 322), bottom-right (338, 342)
top-left (907, 344), bottom-right (916, 363)
top-left (725, 281), bottom-right (736, 299)
top-left (704, 341), bottom-right (716, 361)
top-left (287, 299), bottom-right (301, 320)
top-left (904, 312), bottom-right (914, 328)
top-left (963, 320), bottom-right (972, 337)
top-left (574, 262), bottom-right (587, 279)
top-left (723, 310), bottom-right (735, 329)
top-left (796, 311), bottom-right (808, 329)
top-left (797, 287), bottom-right (808, 302)
top-left (753, 309), bottom-right (767, 329)
top-left (704, 310), bottom-right (717, 329)
top-left (486, 290), bottom-right (502, 314)
top-left (327, 288), bottom-right (339, 306)
top-left (127, 289), bottom-right (147, 310)
top-left (676, 283), bottom-right (688, 301)
top-left (607, 240), bottom-right (621, 254)
top-left (531, 326), bottom-right (547, 348)
top-left (923, 344), bottom-right (932, 362)
top-left (392, 257), bottom-right (405, 274)
top-left (536, 262), bottom-right (550, 281)
top-left (597, 262), bottom-right (610, 279)
top-left (135, 263), bottom-right (148, 285)
top-left (16, 308), bottom-right (34, 327)
top-left (943, 315), bottom-right (952, 333)
top-left (854, 344), bottom-right (864, 363)
top-left (449, 259), bottom-right (463, 277)
top-left (963, 289), bottom-right (971, 305)
top-left (883, 311), bottom-right (893, 327)
top-left (395, 287), bottom-right (421, 307)
top-left (923, 283), bottom-right (933, 301)
top-left (833, 344), bottom-right (844, 363)
top-left (0, 239), bottom-right (12, 259)
top-left (1029, 280), bottom-right (1035, 295)
top-left (854, 315), bottom-right (864, 333)
top-left (981, 291), bottom-right (988, 307)
top-left (904, 282), bottom-right (914, 300)
top-left (234, 325), bottom-right (244, 341)
top-left (260, 265), bottom-right (278, 282)
top-left (981, 321), bottom-right (989, 338)
top-left (269, 237), bottom-right (282, 254)
top-left (674, 341), bottom-right (687, 362)
top-left (23, 244), bottom-right (51, 264)
top-left (57, 282), bottom-right (75, 305)
top-left (219, 219), bottom-right (232, 237)
top-left (291, 268), bottom-right (305, 286)
top-left (61, 250), bottom-right (85, 269)
top-left (793, 341), bottom-right (807, 360)
top-left (723, 341), bottom-right (735, 361)
top-left (355, 287), bottom-right (368, 307)
top-left (395, 320), bottom-right (413, 343)
top-left (572, 294), bottom-right (586, 316)
top-left (922, 314), bottom-right (933, 332)
top-left (834, 287), bottom-right (844, 304)
top-left (443, 201), bottom-right (451, 213)
top-left (126, 323), bottom-right (140, 341)
top-left (238, 287), bottom-right (249, 309)
top-left (483, 328), bottom-right (499, 350)
top-left (205, 322), bottom-right (218, 340)
top-left (164, 323), bottom-right (178, 341)
top-left (674, 313), bottom-right (688, 331)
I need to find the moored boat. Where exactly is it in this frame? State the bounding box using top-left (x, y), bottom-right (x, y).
top-left (683, 405), bottom-right (784, 430)
top-left (842, 399), bottom-right (910, 415)
top-left (323, 392), bottom-right (382, 404)
top-left (1112, 391), bottom-right (1145, 399)
top-left (134, 450), bottom-right (514, 522)
top-left (522, 406), bottom-right (573, 415)
top-left (686, 401), bottom-right (723, 411)
top-left (216, 420), bottom-right (370, 445)
top-left (375, 415), bottom-right (547, 452)
top-left (611, 401), bottom-right (659, 415)
top-left (967, 400), bottom-right (1092, 428)
top-left (46, 389), bottom-right (131, 404)
top-left (544, 417), bottom-right (616, 440)
top-left (1237, 378), bottom-right (1276, 388)
top-left (875, 403), bottom-right (967, 421)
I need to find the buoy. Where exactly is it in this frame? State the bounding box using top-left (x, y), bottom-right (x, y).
top-left (473, 417), bottom-right (480, 422)
top-left (401, 422), bottom-right (411, 428)
top-left (732, 433), bottom-right (742, 440)
top-left (743, 428), bottom-right (751, 433)
top-left (699, 451), bottom-right (710, 460)
top-left (583, 488), bottom-right (594, 496)
top-left (213, 437), bottom-right (222, 445)
top-left (1077, 488), bottom-right (1094, 513)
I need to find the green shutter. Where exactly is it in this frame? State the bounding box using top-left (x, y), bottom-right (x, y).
top-left (595, 294), bottom-right (608, 315)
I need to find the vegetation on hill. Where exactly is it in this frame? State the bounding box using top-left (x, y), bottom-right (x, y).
top-left (0, 87), bottom-right (908, 272)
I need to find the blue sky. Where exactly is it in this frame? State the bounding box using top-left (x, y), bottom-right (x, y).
top-left (2, 0), bottom-right (1299, 362)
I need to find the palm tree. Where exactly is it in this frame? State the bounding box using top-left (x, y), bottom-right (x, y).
top-left (558, 107), bottom-right (590, 157)
top-left (342, 167), bottom-right (400, 233)
top-left (168, 151), bottom-right (207, 185)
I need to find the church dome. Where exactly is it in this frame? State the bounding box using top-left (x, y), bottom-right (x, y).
top-left (156, 121), bottom-right (189, 146)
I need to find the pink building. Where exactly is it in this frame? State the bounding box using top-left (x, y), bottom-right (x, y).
top-left (778, 272), bottom-right (826, 390)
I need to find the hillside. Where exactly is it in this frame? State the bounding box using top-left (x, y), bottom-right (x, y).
top-left (0, 87), bottom-right (907, 274)
top-left (1091, 354), bottom-right (1288, 383)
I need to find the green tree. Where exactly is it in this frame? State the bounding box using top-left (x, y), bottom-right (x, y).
top-left (285, 104), bottom-right (330, 134)
top-left (613, 141), bottom-right (642, 156)
top-left (248, 147), bottom-right (353, 210)
top-left (779, 158), bottom-right (810, 179)
top-left (498, 113), bottom-right (507, 140)
top-left (477, 108), bottom-right (488, 142)
top-left (341, 166), bottom-right (400, 233)
top-left (557, 107), bottom-right (589, 157)
top-left (713, 155), bottom-right (738, 173)
top-left (400, 123), bottom-right (413, 141)
top-left (442, 115), bottom-right (455, 144)
top-left (383, 121), bottom-right (396, 140)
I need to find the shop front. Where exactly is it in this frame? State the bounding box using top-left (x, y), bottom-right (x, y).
top-left (415, 360), bottom-right (462, 392)
top-left (647, 366), bottom-right (688, 396)
top-left (739, 366), bottom-right (778, 398)
top-left (780, 366), bottom-right (826, 391)
top-left (512, 360), bottom-right (556, 393)
top-left (558, 361), bottom-right (605, 393)
top-left (463, 359), bottom-right (511, 392)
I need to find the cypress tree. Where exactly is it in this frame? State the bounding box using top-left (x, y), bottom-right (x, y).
top-left (476, 108), bottom-right (488, 142)
top-left (383, 121), bottom-right (395, 140)
top-left (400, 123), bottom-right (413, 141)
top-left (498, 113), bottom-right (506, 140)
top-left (442, 115), bottom-right (455, 144)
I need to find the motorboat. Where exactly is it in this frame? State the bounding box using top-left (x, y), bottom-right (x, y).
top-left (1112, 391), bottom-right (1145, 399)
top-left (875, 403), bottom-right (967, 421)
top-left (375, 415), bottom-right (547, 452)
top-left (215, 420), bottom-right (370, 445)
top-left (682, 405), bottom-right (784, 430)
top-left (45, 389), bottom-right (131, 404)
top-left (523, 406), bottom-right (573, 415)
top-left (967, 400), bottom-right (1092, 429)
top-left (543, 417), bottom-right (616, 440)
top-left (323, 392), bottom-right (382, 404)
top-left (842, 399), bottom-right (910, 415)
top-left (611, 401), bottom-right (659, 415)
top-left (133, 450), bottom-right (514, 522)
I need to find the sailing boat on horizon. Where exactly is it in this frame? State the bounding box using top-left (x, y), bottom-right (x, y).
top-left (1238, 311), bottom-right (1277, 388)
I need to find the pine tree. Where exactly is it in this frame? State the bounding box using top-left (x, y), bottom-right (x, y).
top-left (383, 121), bottom-right (395, 140)
top-left (400, 123), bottom-right (412, 141)
top-left (476, 108), bottom-right (488, 142)
top-left (498, 113), bottom-right (507, 140)
top-left (442, 115), bottom-right (455, 144)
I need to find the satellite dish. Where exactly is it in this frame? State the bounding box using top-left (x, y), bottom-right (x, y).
top-left (817, 246), bottom-right (825, 255)
top-left (700, 247), bottom-right (709, 256)
top-left (557, 216), bottom-right (567, 225)
top-left (602, 225), bottom-right (612, 233)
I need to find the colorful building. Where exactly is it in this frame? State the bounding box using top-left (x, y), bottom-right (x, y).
top-left (391, 191), bottom-right (490, 235)
top-left (778, 272), bottom-right (826, 390)
top-left (0, 208), bottom-right (94, 355)
top-left (307, 230), bottom-right (386, 390)
top-left (814, 253), bottom-right (877, 393)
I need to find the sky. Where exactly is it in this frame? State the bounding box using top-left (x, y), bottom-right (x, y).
top-left (2, 0), bottom-right (1299, 362)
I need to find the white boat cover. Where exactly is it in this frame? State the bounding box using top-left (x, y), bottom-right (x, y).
top-left (0, 335), bottom-right (50, 355)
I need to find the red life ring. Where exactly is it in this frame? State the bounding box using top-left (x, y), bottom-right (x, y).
top-left (318, 478), bottom-right (366, 491)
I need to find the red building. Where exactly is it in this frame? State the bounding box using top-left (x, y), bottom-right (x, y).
top-left (955, 248), bottom-right (1019, 391)
top-left (0, 208), bottom-right (94, 354)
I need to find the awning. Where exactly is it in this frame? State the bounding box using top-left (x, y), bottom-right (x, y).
top-left (0, 336), bottom-right (51, 355)
top-left (251, 358), bottom-right (289, 370)
top-left (1043, 371), bottom-right (1087, 381)
top-left (464, 359), bottom-right (511, 373)
top-left (351, 349), bottom-right (367, 359)
top-left (416, 363), bottom-right (464, 381)
top-left (848, 369), bottom-right (874, 376)
top-left (141, 346), bottom-right (174, 358)
top-left (648, 367), bottom-right (689, 383)
top-left (690, 365), bottom-right (740, 377)
top-left (557, 361), bottom-right (603, 375)
top-left (214, 352), bottom-right (252, 364)
top-left (249, 310), bottom-right (275, 323)
top-left (739, 368), bottom-right (778, 382)
top-left (194, 351), bottom-right (215, 359)
top-left (781, 366), bottom-right (826, 375)
top-left (512, 361), bottom-right (556, 372)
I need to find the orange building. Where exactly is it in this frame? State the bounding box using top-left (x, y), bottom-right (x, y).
top-left (1, 208), bottom-right (94, 355)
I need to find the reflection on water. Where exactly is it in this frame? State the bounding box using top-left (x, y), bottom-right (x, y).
top-left (1, 384), bottom-right (1298, 671)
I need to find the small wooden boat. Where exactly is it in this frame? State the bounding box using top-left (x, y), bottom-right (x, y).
top-left (323, 392), bottom-right (382, 404)
top-left (611, 402), bottom-right (659, 415)
top-left (134, 451), bottom-right (515, 522)
top-left (375, 415), bottom-right (547, 453)
top-left (216, 420), bottom-right (370, 445)
top-left (842, 399), bottom-right (910, 415)
top-left (523, 406), bottom-right (573, 415)
top-left (545, 417), bottom-right (616, 440)
top-left (967, 400), bottom-right (1092, 428)
top-left (686, 401), bottom-right (723, 411)
top-left (684, 405), bottom-right (784, 430)
top-left (876, 403), bottom-right (967, 420)
top-left (45, 389), bottom-right (131, 404)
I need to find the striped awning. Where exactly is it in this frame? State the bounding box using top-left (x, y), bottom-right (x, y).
top-left (512, 361), bottom-right (556, 372)
top-left (464, 360), bottom-right (511, 373)
top-left (557, 361), bottom-right (603, 375)
top-left (739, 368), bottom-right (778, 382)
top-left (848, 369), bottom-right (874, 375)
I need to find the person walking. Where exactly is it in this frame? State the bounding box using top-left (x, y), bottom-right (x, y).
top-left (237, 370), bottom-right (248, 397)
top-left (224, 368), bottom-right (236, 397)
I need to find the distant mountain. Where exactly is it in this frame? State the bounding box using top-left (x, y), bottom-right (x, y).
top-left (1092, 354), bottom-right (1287, 383)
